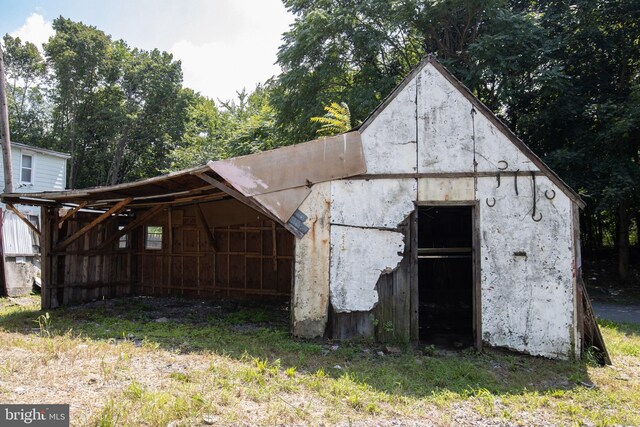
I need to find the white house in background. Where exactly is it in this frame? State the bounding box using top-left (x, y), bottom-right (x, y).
top-left (0, 141), bottom-right (70, 296)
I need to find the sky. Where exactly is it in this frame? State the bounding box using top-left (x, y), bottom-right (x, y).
top-left (0, 0), bottom-right (294, 101)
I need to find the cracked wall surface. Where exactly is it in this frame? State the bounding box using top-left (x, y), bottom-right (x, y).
top-left (293, 60), bottom-right (578, 359)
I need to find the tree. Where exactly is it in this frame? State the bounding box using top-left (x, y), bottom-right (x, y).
top-left (1, 35), bottom-right (49, 147)
top-left (310, 101), bottom-right (352, 136)
top-left (44, 18), bottom-right (188, 187)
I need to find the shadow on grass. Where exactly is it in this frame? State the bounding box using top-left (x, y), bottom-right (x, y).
top-left (0, 296), bottom-right (593, 400)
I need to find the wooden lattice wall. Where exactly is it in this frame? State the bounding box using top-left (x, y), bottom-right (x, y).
top-left (40, 200), bottom-right (294, 309)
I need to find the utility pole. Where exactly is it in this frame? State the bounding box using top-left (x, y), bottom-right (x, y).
top-left (0, 41), bottom-right (14, 194)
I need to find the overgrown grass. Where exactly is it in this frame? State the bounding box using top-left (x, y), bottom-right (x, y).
top-left (1, 295), bottom-right (639, 426)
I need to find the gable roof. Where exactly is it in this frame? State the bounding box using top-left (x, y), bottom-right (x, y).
top-left (1, 132), bottom-right (366, 237)
top-left (10, 141), bottom-right (71, 159)
top-left (357, 54), bottom-right (585, 208)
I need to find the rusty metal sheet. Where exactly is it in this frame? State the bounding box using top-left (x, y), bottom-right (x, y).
top-left (253, 186), bottom-right (311, 225)
top-left (207, 131), bottom-right (366, 197)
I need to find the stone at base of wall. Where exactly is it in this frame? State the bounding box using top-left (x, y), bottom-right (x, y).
top-left (4, 257), bottom-right (40, 297)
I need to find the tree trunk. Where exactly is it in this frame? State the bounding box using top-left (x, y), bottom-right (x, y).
top-left (617, 200), bottom-right (630, 282)
top-left (68, 101), bottom-right (78, 189)
top-left (107, 127), bottom-right (128, 185)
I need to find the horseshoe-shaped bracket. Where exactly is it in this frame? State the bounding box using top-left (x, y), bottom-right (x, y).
top-left (497, 160), bottom-right (508, 170)
top-left (545, 189), bottom-right (556, 200)
top-left (532, 212), bottom-right (542, 222)
top-left (486, 197), bottom-right (496, 207)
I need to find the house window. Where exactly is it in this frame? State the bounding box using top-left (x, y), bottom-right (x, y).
top-left (118, 225), bottom-right (128, 249)
top-left (28, 215), bottom-right (39, 230)
top-left (21, 154), bottom-right (33, 184)
top-left (145, 226), bottom-right (163, 250)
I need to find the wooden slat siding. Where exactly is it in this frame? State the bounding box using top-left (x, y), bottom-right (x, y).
top-left (97, 204), bottom-right (163, 251)
top-left (39, 204), bottom-right (293, 308)
top-left (473, 201), bottom-right (483, 349)
top-left (330, 309), bottom-right (375, 340)
top-left (410, 209), bottom-right (419, 340)
top-left (51, 210), bottom-right (63, 308)
top-left (134, 205), bottom-right (292, 301)
top-left (372, 214), bottom-right (412, 343)
top-left (40, 207), bottom-right (52, 308)
top-left (56, 197), bottom-right (133, 251)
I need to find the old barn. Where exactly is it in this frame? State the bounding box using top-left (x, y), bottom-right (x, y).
top-left (2, 56), bottom-right (604, 361)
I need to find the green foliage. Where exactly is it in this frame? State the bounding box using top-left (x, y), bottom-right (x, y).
top-left (310, 102), bottom-right (352, 136)
top-left (276, 0), bottom-right (640, 273)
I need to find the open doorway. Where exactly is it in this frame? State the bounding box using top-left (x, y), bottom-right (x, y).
top-left (418, 205), bottom-right (475, 347)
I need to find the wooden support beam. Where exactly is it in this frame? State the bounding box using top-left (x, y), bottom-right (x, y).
top-left (194, 172), bottom-right (301, 238)
top-left (6, 203), bottom-right (40, 236)
top-left (271, 221), bottom-right (278, 271)
top-left (96, 204), bottom-right (164, 251)
top-left (57, 201), bottom-right (88, 229)
top-left (195, 172), bottom-right (276, 221)
top-left (56, 198), bottom-right (133, 251)
top-left (195, 203), bottom-right (217, 252)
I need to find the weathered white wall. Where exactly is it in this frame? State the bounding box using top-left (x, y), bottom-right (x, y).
top-left (477, 175), bottom-right (575, 359)
top-left (293, 60), bottom-right (579, 359)
top-left (329, 225), bottom-right (404, 312)
top-left (418, 177), bottom-right (474, 201)
top-left (292, 182), bottom-right (332, 337)
top-left (327, 179), bottom-right (415, 313)
top-left (360, 81), bottom-right (417, 174)
top-left (331, 179), bottom-right (416, 229)
top-left (417, 64), bottom-right (536, 173)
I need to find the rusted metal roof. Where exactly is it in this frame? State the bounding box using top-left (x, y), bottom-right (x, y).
top-left (1, 132), bottom-right (366, 237)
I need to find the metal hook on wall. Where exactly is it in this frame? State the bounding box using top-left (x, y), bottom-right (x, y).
top-left (531, 171), bottom-right (541, 222)
top-left (514, 169), bottom-right (520, 196)
top-left (496, 172), bottom-right (501, 188)
top-left (486, 197), bottom-right (496, 207)
top-left (497, 160), bottom-right (508, 170)
top-left (545, 189), bottom-right (556, 200)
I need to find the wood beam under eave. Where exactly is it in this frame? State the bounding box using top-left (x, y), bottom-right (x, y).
top-left (57, 201), bottom-right (88, 229)
top-left (6, 203), bottom-right (41, 236)
top-left (194, 172), bottom-right (303, 238)
top-left (95, 204), bottom-right (164, 251)
top-left (195, 203), bottom-right (217, 252)
top-left (55, 197), bottom-right (133, 251)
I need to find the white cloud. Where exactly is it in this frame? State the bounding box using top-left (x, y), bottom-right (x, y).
top-left (10, 13), bottom-right (55, 50)
top-left (170, 38), bottom-right (281, 103)
top-left (168, 0), bottom-right (292, 102)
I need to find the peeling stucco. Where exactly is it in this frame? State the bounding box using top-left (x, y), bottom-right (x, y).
top-left (292, 182), bottom-right (332, 338)
top-left (329, 225), bottom-right (404, 312)
top-left (330, 179), bottom-right (417, 229)
top-left (291, 59), bottom-right (580, 359)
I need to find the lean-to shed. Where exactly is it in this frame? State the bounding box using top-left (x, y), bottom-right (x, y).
top-left (2, 56), bottom-right (605, 361)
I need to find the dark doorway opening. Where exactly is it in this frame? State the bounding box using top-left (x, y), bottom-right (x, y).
top-left (418, 205), bottom-right (474, 347)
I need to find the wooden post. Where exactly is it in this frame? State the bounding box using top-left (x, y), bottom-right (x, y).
top-left (0, 42), bottom-right (13, 193)
top-left (40, 207), bottom-right (52, 308)
top-left (0, 208), bottom-right (7, 297)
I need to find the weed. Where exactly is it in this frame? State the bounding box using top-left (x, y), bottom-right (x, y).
top-left (285, 366), bottom-right (297, 378)
top-left (34, 312), bottom-right (52, 338)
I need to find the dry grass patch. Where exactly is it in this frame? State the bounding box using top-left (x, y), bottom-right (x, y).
top-left (0, 295), bottom-right (639, 426)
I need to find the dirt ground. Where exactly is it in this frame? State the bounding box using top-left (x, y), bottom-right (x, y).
top-left (1, 295), bottom-right (639, 426)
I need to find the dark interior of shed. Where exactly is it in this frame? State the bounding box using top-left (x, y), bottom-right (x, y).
top-left (418, 206), bottom-right (474, 347)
